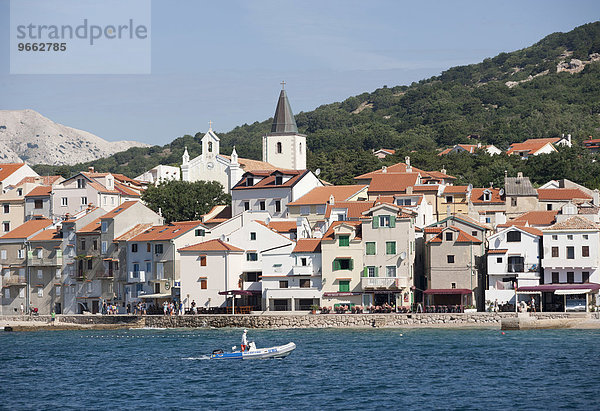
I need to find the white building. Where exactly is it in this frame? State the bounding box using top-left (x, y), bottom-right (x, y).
top-left (135, 165), bottom-right (180, 186)
top-left (486, 225), bottom-right (542, 306)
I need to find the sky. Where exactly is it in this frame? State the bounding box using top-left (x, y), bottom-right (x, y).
top-left (0, 0), bottom-right (599, 146)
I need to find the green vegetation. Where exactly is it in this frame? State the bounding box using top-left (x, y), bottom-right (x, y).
top-left (33, 22), bottom-right (600, 188)
top-left (141, 180), bottom-right (231, 223)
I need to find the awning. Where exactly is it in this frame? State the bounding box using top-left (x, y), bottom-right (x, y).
top-left (423, 288), bottom-right (472, 295)
top-left (323, 292), bottom-right (361, 297)
top-left (139, 293), bottom-right (171, 299)
top-left (518, 283), bottom-right (600, 293)
top-left (555, 289), bottom-right (591, 295)
top-left (362, 290), bottom-right (402, 294)
top-left (218, 290), bottom-right (260, 296)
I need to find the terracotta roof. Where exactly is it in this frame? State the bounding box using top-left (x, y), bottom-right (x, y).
top-left (0, 163), bottom-right (26, 183)
top-left (220, 155), bottom-right (277, 172)
top-left (355, 162), bottom-right (455, 181)
top-left (424, 227), bottom-right (443, 234)
top-left (436, 214), bottom-right (491, 230)
top-left (438, 144), bottom-right (495, 156)
top-left (545, 216), bottom-right (600, 231)
top-left (367, 173), bottom-right (419, 193)
top-left (374, 149), bottom-right (395, 155)
top-left (265, 221), bottom-right (297, 233)
top-left (426, 226), bottom-right (482, 244)
top-left (129, 221), bottom-right (205, 241)
top-left (178, 239), bottom-right (243, 252)
top-left (24, 185), bottom-right (52, 197)
top-left (288, 185), bottom-right (368, 206)
top-left (29, 228), bottom-right (62, 242)
top-left (16, 175), bottom-right (62, 186)
top-left (114, 223), bottom-right (155, 241)
top-left (324, 201), bottom-right (376, 219)
top-left (114, 181), bottom-right (142, 197)
top-left (487, 249), bottom-right (508, 254)
top-left (232, 169), bottom-right (308, 190)
top-left (443, 185), bottom-right (470, 194)
top-left (101, 201), bottom-right (138, 219)
top-left (112, 173), bottom-right (145, 187)
top-left (424, 171), bottom-right (456, 180)
top-left (470, 188), bottom-right (503, 204)
top-left (293, 238), bottom-right (322, 253)
top-left (0, 218), bottom-right (53, 239)
top-left (537, 188), bottom-right (592, 201)
top-left (506, 138), bottom-right (560, 155)
top-left (511, 210), bottom-right (558, 226)
top-left (322, 221), bottom-right (362, 241)
top-left (78, 218), bottom-right (102, 234)
top-left (413, 184), bottom-right (440, 192)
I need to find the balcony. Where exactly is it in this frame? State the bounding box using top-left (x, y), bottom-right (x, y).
top-left (361, 276), bottom-right (408, 290)
top-left (292, 265), bottom-right (314, 275)
top-left (97, 271), bottom-right (114, 279)
top-left (243, 281), bottom-right (262, 292)
top-left (4, 275), bottom-right (26, 286)
top-left (507, 263), bottom-right (539, 274)
top-left (128, 271), bottom-right (145, 283)
top-left (29, 254), bottom-right (63, 267)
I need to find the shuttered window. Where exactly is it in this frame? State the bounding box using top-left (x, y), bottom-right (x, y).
top-left (338, 280), bottom-right (350, 292)
top-left (365, 242), bottom-right (376, 255)
top-left (339, 235), bottom-right (349, 247)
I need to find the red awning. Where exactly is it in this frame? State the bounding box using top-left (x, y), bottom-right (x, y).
top-left (218, 290), bottom-right (260, 296)
top-left (423, 288), bottom-right (472, 295)
top-left (518, 283), bottom-right (600, 292)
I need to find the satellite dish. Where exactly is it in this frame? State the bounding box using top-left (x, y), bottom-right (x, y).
top-left (315, 168), bottom-right (321, 176)
top-left (220, 234), bottom-right (226, 242)
top-left (400, 251), bottom-right (407, 260)
top-left (499, 188), bottom-right (505, 196)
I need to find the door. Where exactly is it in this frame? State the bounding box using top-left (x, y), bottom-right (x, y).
top-left (92, 300), bottom-right (99, 314)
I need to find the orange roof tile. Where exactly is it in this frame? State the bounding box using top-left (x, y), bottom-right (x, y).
top-left (324, 201), bottom-right (376, 219)
top-left (512, 210), bottom-right (558, 226)
top-left (78, 218), bottom-right (102, 234)
top-left (354, 162), bottom-right (456, 182)
top-left (265, 221), bottom-right (297, 233)
top-left (129, 221), bottom-right (205, 241)
top-left (488, 249), bottom-right (508, 254)
top-left (367, 173), bottom-right (419, 193)
top-left (114, 223), bottom-right (155, 241)
top-left (0, 163), bottom-right (26, 183)
top-left (101, 201), bottom-right (138, 219)
top-left (470, 188), bottom-right (503, 204)
top-left (413, 184), bottom-right (440, 192)
top-left (16, 175), bottom-right (62, 186)
top-left (545, 216), bottom-right (600, 231)
top-left (219, 155), bottom-right (277, 172)
top-left (322, 220), bottom-right (362, 241)
top-left (24, 185), bottom-right (52, 197)
top-left (178, 239), bottom-right (243, 252)
top-left (114, 181), bottom-right (142, 197)
top-left (506, 138), bottom-right (560, 155)
top-left (29, 228), bottom-right (62, 242)
top-left (232, 169), bottom-right (307, 190)
top-left (443, 185), bottom-right (470, 194)
top-left (426, 226), bottom-right (482, 244)
top-left (0, 218), bottom-right (53, 239)
top-left (288, 185), bottom-right (368, 206)
top-left (537, 188), bottom-right (592, 201)
top-left (293, 238), bottom-right (322, 253)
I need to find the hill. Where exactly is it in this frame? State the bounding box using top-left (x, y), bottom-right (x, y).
top-left (0, 109), bottom-right (150, 165)
top-left (32, 22), bottom-right (600, 186)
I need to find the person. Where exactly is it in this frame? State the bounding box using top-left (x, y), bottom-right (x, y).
top-left (51, 310), bottom-right (56, 326)
top-left (163, 301), bottom-right (168, 315)
top-left (127, 303), bottom-right (131, 314)
top-left (493, 299), bottom-right (499, 313)
top-left (179, 301), bottom-right (183, 316)
top-left (20, 303), bottom-right (24, 315)
top-left (241, 329), bottom-right (248, 352)
top-left (191, 300), bottom-right (197, 314)
top-left (531, 296), bottom-right (537, 313)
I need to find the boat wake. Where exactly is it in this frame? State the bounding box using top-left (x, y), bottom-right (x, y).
top-left (182, 355), bottom-right (211, 361)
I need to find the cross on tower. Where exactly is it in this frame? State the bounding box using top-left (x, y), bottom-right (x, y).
top-left (280, 80), bottom-right (285, 90)
top-left (208, 120), bottom-right (213, 130)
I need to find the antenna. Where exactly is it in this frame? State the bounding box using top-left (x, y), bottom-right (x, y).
top-left (315, 168), bottom-right (321, 176)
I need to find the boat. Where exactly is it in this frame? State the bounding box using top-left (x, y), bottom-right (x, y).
top-left (210, 341), bottom-right (296, 360)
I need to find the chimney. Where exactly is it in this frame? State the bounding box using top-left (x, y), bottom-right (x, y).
top-left (504, 170), bottom-right (508, 178)
top-left (567, 134), bottom-right (572, 146)
top-left (313, 226), bottom-right (323, 239)
top-left (489, 182), bottom-right (493, 188)
top-left (382, 166), bottom-right (387, 174)
top-left (329, 194), bottom-right (335, 205)
top-left (441, 167), bottom-right (446, 175)
top-left (517, 172), bottom-right (523, 179)
top-left (406, 186), bottom-right (413, 195)
top-left (405, 156), bottom-right (412, 173)
top-left (88, 166), bottom-right (94, 173)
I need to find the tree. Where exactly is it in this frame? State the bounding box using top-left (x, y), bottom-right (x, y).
top-left (141, 180), bottom-right (231, 223)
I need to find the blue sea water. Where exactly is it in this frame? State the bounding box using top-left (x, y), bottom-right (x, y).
top-left (0, 327), bottom-right (598, 410)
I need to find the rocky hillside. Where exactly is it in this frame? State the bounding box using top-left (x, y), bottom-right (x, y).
top-left (0, 109), bottom-right (149, 165)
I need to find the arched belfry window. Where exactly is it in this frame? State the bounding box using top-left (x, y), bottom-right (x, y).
top-left (276, 142), bottom-right (282, 154)
top-left (208, 142), bottom-right (213, 153)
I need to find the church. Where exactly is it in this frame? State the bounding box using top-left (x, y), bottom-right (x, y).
top-left (181, 84), bottom-right (307, 193)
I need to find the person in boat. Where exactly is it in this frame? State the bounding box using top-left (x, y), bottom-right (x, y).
top-left (241, 329), bottom-right (248, 352)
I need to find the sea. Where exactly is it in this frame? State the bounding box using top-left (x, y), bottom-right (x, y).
top-left (0, 327), bottom-right (598, 410)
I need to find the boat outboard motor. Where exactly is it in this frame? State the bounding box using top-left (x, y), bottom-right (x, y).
top-left (212, 349), bottom-right (224, 355)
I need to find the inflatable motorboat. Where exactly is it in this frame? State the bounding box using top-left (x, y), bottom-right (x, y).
top-left (210, 342), bottom-right (296, 360)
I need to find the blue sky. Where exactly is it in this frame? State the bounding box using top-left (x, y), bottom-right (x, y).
top-left (0, 0), bottom-right (599, 146)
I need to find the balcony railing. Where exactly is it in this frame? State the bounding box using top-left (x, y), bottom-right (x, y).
top-left (292, 265), bottom-right (314, 275)
top-left (243, 281), bottom-right (262, 291)
top-left (4, 275), bottom-right (26, 286)
top-left (361, 276), bottom-right (408, 289)
top-left (29, 255), bottom-right (63, 267)
top-left (507, 263), bottom-right (539, 273)
top-left (128, 271), bottom-right (145, 283)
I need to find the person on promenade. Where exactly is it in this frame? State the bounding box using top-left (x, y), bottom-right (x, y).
top-left (20, 303), bottom-right (24, 315)
top-left (163, 301), bottom-right (168, 315)
top-left (50, 310), bottom-right (56, 325)
top-left (531, 296), bottom-right (537, 313)
top-left (191, 300), bottom-right (197, 314)
top-left (241, 329), bottom-right (249, 352)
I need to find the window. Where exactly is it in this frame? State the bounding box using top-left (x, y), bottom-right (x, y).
top-left (37, 249), bottom-right (43, 258)
top-left (472, 231), bottom-right (477, 237)
top-left (146, 262), bottom-right (151, 273)
top-left (552, 235), bottom-right (558, 241)
top-left (583, 234), bottom-right (589, 240)
top-left (496, 257), bottom-right (502, 263)
top-left (155, 244), bottom-right (163, 254)
top-left (200, 255), bottom-right (207, 266)
top-left (195, 229), bottom-right (205, 237)
top-left (582, 272), bottom-right (590, 283)
top-left (545, 203), bottom-right (552, 211)
top-left (275, 200), bottom-right (281, 213)
top-left (200, 279), bottom-right (207, 289)
top-left (386, 241), bottom-right (396, 255)
top-left (246, 272), bottom-right (259, 282)
top-left (55, 286), bottom-right (61, 296)
top-left (445, 232), bottom-right (453, 241)
top-left (446, 196), bottom-right (453, 203)
top-left (338, 280), bottom-right (350, 292)
top-left (451, 282), bottom-right (456, 289)
top-left (243, 201), bottom-right (250, 211)
top-left (77, 178), bottom-right (85, 189)
top-left (337, 214), bottom-right (346, 221)
top-left (93, 240), bottom-right (97, 251)
top-left (37, 288), bottom-right (43, 298)
top-left (365, 242), bottom-right (376, 255)
top-left (507, 231), bottom-right (521, 242)
top-left (133, 263), bottom-right (140, 275)
top-left (61, 197), bottom-right (67, 206)
top-left (300, 206), bottom-right (310, 215)
top-left (17, 188), bottom-right (22, 196)
top-left (34, 199), bottom-right (43, 209)
top-left (508, 256), bottom-right (524, 273)
top-left (147, 243), bottom-right (151, 252)
top-left (279, 280), bottom-right (288, 288)
top-left (259, 200), bottom-right (266, 211)
top-left (81, 239), bottom-right (86, 250)
top-left (483, 191), bottom-right (491, 201)
top-left (316, 205), bottom-right (325, 214)
top-left (366, 266), bottom-right (377, 277)
top-left (511, 197), bottom-right (517, 207)
top-left (81, 197), bottom-right (87, 205)
top-left (386, 266), bottom-right (397, 277)
top-left (246, 252), bottom-right (258, 261)
top-left (101, 241), bottom-right (107, 254)
top-left (3, 222), bottom-right (9, 232)
top-left (567, 235), bottom-right (573, 240)
top-left (55, 268), bottom-right (61, 279)
top-left (208, 141), bottom-right (213, 152)
top-left (339, 235), bottom-right (350, 247)
top-left (250, 232), bottom-right (256, 241)
top-left (18, 249), bottom-right (24, 259)
top-left (300, 257), bottom-right (308, 266)
top-left (0, 250), bottom-right (5, 260)
top-left (87, 259), bottom-right (92, 269)
top-left (131, 243), bottom-right (138, 253)
top-left (275, 176), bottom-right (283, 185)
top-left (567, 272), bottom-right (575, 284)
top-left (37, 269), bottom-right (43, 279)
top-left (300, 279), bottom-right (310, 288)
top-left (567, 246), bottom-right (575, 259)
top-left (333, 258), bottom-right (353, 271)
top-left (582, 246), bottom-right (590, 257)
top-left (551, 247), bottom-right (559, 258)
top-left (246, 177), bottom-right (254, 187)
top-left (447, 255), bottom-right (455, 263)
top-left (2, 204), bottom-right (8, 213)
top-left (101, 221), bottom-right (108, 233)
top-left (379, 215), bottom-right (391, 227)
top-left (276, 142), bottom-right (282, 153)
top-left (552, 272), bottom-right (559, 283)
top-left (485, 217), bottom-right (491, 223)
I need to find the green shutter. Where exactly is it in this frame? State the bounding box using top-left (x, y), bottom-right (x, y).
top-left (372, 217), bottom-right (379, 229)
top-left (27, 250), bottom-right (33, 259)
top-left (366, 242), bottom-right (375, 255)
top-left (333, 259), bottom-right (340, 271)
top-left (390, 215), bottom-right (396, 228)
top-left (339, 280), bottom-right (350, 292)
top-left (363, 267), bottom-right (368, 277)
top-left (375, 266), bottom-right (379, 277)
top-left (349, 259), bottom-right (354, 270)
top-left (339, 235), bottom-right (349, 247)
